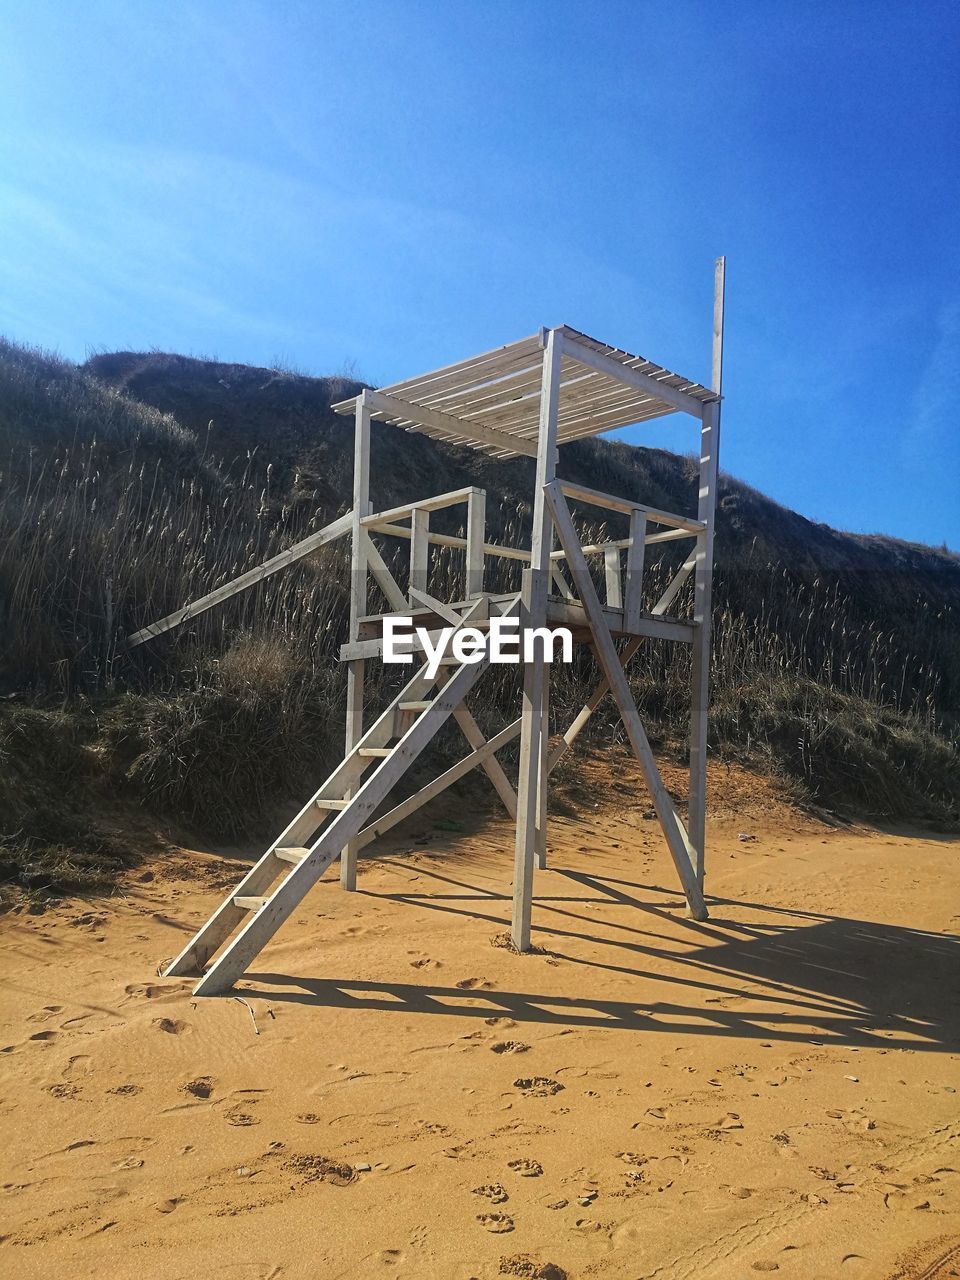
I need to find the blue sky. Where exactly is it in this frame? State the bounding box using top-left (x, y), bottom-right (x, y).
top-left (1, 0), bottom-right (957, 546)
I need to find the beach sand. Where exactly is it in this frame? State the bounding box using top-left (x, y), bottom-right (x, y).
top-left (1, 760), bottom-right (958, 1278)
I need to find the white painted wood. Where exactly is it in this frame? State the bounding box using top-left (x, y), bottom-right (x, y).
top-left (355, 718), bottom-right (522, 848)
top-left (367, 520), bottom-right (532, 565)
top-left (275, 847), bottom-right (308, 864)
top-left (192, 625), bottom-right (509, 995)
top-left (361, 486), bottom-right (480, 528)
top-left (604, 545), bottom-right (623, 609)
top-left (623, 510), bottom-right (647, 632)
top-left (466, 488), bottom-right (486, 597)
top-left (543, 481), bottom-right (708, 920)
top-left (126, 510), bottom-right (352, 646)
top-left (361, 530), bottom-right (408, 613)
top-left (512, 328), bottom-right (562, 951)
top-left (558, 333), bottom-right (707, 419)
top-left (409, 508), bottom-right (430, 601)
top-left (688, 401), bottom-right (721, 889)
top-left (342, 396), bottom-right (372, 892)
top-left (558, 480), bottom-right (705, 532)
top-left (352, 388), bottom-right (539, 459)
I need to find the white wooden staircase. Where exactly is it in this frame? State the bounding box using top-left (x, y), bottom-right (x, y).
top-left (165, 601), bottom-right (514, 995)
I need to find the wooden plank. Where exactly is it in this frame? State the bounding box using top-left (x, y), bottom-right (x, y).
top-left (234, 896), bottom-right (270, 911)
top-left (355, 718), bottom-right (522, 848)
top-left (126, 510), bottom-right (352, 647)
top-left (191, 614), bottom-right (513, 995)
top-left (355, 388), bottom-right (539, 459)
top-left (409, 508), bottom-right (429, 601)
top-left (434, 669), bottom-right (518, 819)
top-left (164, 655), bottom-right (443, 978)
top-left (512, 328), bottom-right (562, 952)
top-left (559, 480), bottom-right (705, 532)
top-left (623, 510), bottom-right (647, 632)
top-left (466, 489), bottom-right (486, 598)
top-left (604, 545), bottom-right (622, 609)
top-left (543, 480), bottom-right (708, 920)
top-left (367, 520), bottom-right (531, 564)
top-left (547, 637), bottom-right (643, 775)
top-left (275, 847), bottom-right (307, 864)
top-left (546, 563), bottom-right (694, 778)
top-left (361, 530), bottom-right (408, 614)
top-left (688, 397), bottom-right (721, 890)
top-left (408, 587), bottom-right (462, 627)
top-left (558, 332), bottom-right (708, 419)
top-left (342, 397), bottom-right (372, 892)
top-left (361, 485), bottom-right (479, 528)
top-left (545, 597), bottom-right (693, 644)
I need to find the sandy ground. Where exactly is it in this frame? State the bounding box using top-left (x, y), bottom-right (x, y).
top-left (1, 762), bottom-right (958, 1280)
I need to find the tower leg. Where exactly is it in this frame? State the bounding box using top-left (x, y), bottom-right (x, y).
top-left (511, 328), bottom-right (562, 950)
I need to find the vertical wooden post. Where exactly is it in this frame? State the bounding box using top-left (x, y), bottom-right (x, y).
top-left (341, 393), bottom-right (372, 891)
top-left (466, 488), bottom-right (486, 598)
top-left (623, 510), bottom-right (647, 632)
top-left (688, 257), bottom-right (724, 891)
top-left (410, 507), bottom-right (430, 600)
top-left (603, 545), bottom-right (623, 609)
top-left (512, 328), bottom-right (563, 949)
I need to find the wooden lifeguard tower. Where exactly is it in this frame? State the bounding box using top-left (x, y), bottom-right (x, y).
top-left (133, 261), bottom-right (725, 996)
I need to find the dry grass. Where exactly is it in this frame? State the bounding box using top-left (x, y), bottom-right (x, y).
top-left (1, 337), bottom-right (958, 897)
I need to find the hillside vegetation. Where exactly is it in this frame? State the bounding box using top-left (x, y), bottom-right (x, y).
top-left (1, 338), bottom-right (958, 894)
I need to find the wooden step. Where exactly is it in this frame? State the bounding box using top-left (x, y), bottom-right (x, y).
top-left (234, 895), bottom-right (270, 911)
top-left (399, 700), bottom-right (432, 711)
top-left (274, 846), bottom-right (308, 864)
top-left (315, 798), bottom-right (348, 810)
top-left (358, 747), bottom-right (392, 757)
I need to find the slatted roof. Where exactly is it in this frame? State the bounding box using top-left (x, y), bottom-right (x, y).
top-left (332, 325), bottom-right (718, 459)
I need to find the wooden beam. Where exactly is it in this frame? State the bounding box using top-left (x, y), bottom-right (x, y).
top-left (349, 387), bottom-right (539, 459)
top-left (355, 719), bottom-right (522, 848)
top-left (623, 510), bottom-right (647, 633)
top-left (361, 485), bottom-right (480, 528)
top-left (191, 643), bottom-right (503, 995)
top-left (126, 510), bottom-right (352, 647)
top-left (466, 488), bottom-right (486, 598)
top-left (559, 332), bottom-right (709, 420)
top-left (512, 329), bottom-right (562, 951)
top-left (543, 480), bottom-right (708, 920)
top-left (558, 480), bottom-right (705, 532)
top-left (410, 508), bottom-right (430, 601)
top-left (342, 397), bottom-right (372, 891)
top-left (361, 530), bottom-right (408, 613)
top-left (603, 545), bottom-right (622, 610)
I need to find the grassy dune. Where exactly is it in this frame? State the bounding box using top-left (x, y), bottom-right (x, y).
top-left (1, 337), bottom-right (958, 894)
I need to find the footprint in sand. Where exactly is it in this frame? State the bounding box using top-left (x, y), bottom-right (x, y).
top-left (499, 1256), bottom-right (568, 1280)
top-left (47, 1083), bottom-right (81, 1099)
top-left (514, 1078), bottom-right (564, 1098)
top-left (456, 978), bottom-right (492, 990)
top-left (473, 1183), bottom-right (509, 1204)
top-left (181, 1077), bottom-right (214, 1099)
top-left (155, 1198), bottom-right (180, 1214)
top-left (153, 1017), bottom-right (187, 1035)
top-left (225, 1103), bottom-right (259, 1127)
top-left (296, 1113), bottom-right (322, 1124)
top-left (477, 1212), bottom-right (514, 1233)
top-left (27, 1005), bottom-right (64, 1023)
top-left (507, 1158), bottom-right (543, 1177)
top-left (492, 1042), bottom-right (531, 1055)
top-left (108, 1083), bottom-right (142, 1096)
top-left (28, 1030), bottom-right (57, 1042)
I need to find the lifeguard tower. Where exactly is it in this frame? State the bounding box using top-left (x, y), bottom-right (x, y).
top-left (130, 261), bottom-right (726, 995)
